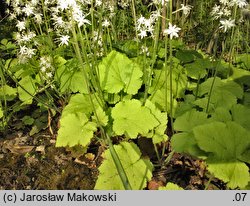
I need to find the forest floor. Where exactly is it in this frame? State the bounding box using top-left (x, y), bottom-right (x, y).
top-left (0, 123), bottom-right (227, 190)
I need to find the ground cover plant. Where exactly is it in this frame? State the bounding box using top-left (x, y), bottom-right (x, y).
top-left (0, 0), bottom-right (250, 190)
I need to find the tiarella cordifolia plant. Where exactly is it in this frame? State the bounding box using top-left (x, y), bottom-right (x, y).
top-left (1, 0), bottom-right (250, 190)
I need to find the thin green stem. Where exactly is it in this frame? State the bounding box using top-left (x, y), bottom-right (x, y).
top-left (168, 0), bottom-right (174, 134)
top-left (71, 19), bottom-right (131, 190)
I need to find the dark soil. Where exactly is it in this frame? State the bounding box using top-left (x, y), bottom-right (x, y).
top-left (0, 130), bottom-right (99, 189)
top-left (0, 128), bottom-right (227, 190)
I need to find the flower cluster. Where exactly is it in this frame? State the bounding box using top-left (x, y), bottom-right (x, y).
top-left (39, 56), bottom-right (55, 82)
top-left (6, 0), bottom-right (94, 63)
top-left (92, 31), bottom-right (104, 57)
top-left (118, 0), bottom-right (130, 9)
top-left (210, 0), bottom-right (249, 32)
top-left (136, 10), bottom-right (160, 39)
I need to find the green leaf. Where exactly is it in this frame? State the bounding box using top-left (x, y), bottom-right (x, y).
top-left (174, 109), bottom-right (209, 132)
top-left (185, 58), bottom-right (212, 79)
top-left (56, 113), bottom-right (97, 147)
top-left (175, 50), bottom-right (196, 63)
top-left (55, 58), bottom-right (88, 94)
top-left (159, 182), bottom-right (184, 190)
top-left (62, 94), bottom-right (94, 118)
top-left (207, 158), bottom-right (250, 189)
top-left (0, 84), bottom-right (17, 101)
top-left (194, 89), bottom-right (237, 112)
top-left (95, 142), bottom-right (153, 190)
top-left (98, 50), bottom-right (143, 94)
top-left (149, 64), bottom-right (187, 98)
top-left (211, 90), bottom-right (237, 109)
top-left (194, 121), bottom-right (250, 160)
top-left (1, 38), bottom-right (8, 45)
top-left (92, 106), bottom-right (109, 127)
top-left (229, 67), bottom-right (250, 86)
top-left (54, 55), bottom-right (67, 67)
top-left (18, 76), bottom-right (37, 104)
top-left (22, 116), bottom-right (34, 125)
top-left (111, 99), bottom-right (159, 138)
top-left (171, 132), bottom-right (207, 158)
top-left (193, 121), bottom-right (250, 188)
top-left (0, 107), bottom-right (3, 119)
top-left (144, 100), bottom-right (168, 144)
top-left (197, 77), bottom-right (243, 99)
top-left (235, 53), bottom-right (250, 70)
top-left (239, 149), bottom-right (250, 164)
top-left (211, 107), bottom-right (231, 122)
top-left (69, 70), bottom-right (88, 93)
top-left (231, 104), bottom-right (250, 130)
top-left (149, 89), bottom-right (178, 114)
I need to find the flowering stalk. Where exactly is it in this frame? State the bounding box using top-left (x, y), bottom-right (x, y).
top-left (167, 0), bottom-right (174, 134)
top-left (142, 6), bottom-right (162, 105)
top-left (131, 0), bottom-right (139, 50)
top-left (228, 4), bottom-right (238, 63)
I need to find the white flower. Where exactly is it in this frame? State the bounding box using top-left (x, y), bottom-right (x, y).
top-left (71, 7), bottom-right (91, 27)
top-left (211, 4), bottom-right (220, 15)
top-left (150, 10), bottom-right (161, 22)
top-left (74, 13), bottom-right (91, 27)
top-left (46, 72), bottom-right (53, 78)
top-left (53, 16), bottom-right (65, 29)
top-left (19, 46), bottom-right (35, 58)
top-left (22, 4), bottom-right (34, 16)
top-left (34, 13), bottom-right (43, 24)
top-left (31, 0), bottom-right (40, 6)
top-left (219, 0), bottom-right (229, 5)
top-left (163, 23), bottom-right (181, 39)
top-left (137, 16), bottom-right (146, 27)
top-left (138, 30), bottom-right (147, 39)
top-left (95, 0), bottom-right (102, 6)
top-left (59, 35), bottom-right (70, 46)
top-left (144, 19), bottom-right (152, 28)
top-left (19, 45), bottom-right (28, 55)
top-left (223, 8), bottom-right (231, 16)
top-left (41, 66), bottom-right (47, 72)
top-left (13, 5), bottom-right (22, 16)
top-left (153, 0), bottom-right (169, 6)
top-left (219, 18), bottom-right (235, 32)
top-left (102, 19), bottom-right (110, 28)
top-left (180, 4), bottom-right (192, 16)
top-left (16, 20), bottom-right (26, 31)
top-left (26, 48), bottom-right (36, 58)
top-left (235, 0), bottom-right (248, 8)
top-left (57, 0), bottom-right (76, 11)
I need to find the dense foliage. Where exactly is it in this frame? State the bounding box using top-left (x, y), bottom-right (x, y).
top-left (0, 0), bottom-right (250, 189)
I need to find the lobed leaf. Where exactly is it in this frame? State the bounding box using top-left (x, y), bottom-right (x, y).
top-left (174, 109), bottom-right (210, 132)
top-left (62, 94), bottom-right (95, 118)
top-left (55, 58), bottom-right (88, 94)
top-left (111, 99), bottom-right (159, 138)
top-left (193, 121), bottom-right (250, 188)
top-left (56, 113), bottom-right (97, 147)
top-left (0, 84), bottom-right (17, 101)
top-left (231, 104), bottom-right (250, 131)
top-left (98, 50), bottom-right (143, 94)
top-left (95, 142), bottom-right (153, 190)
top-left (144, 100), bottom-right (168, 144)
top-left (207, 158), bottom-right (250, 189)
